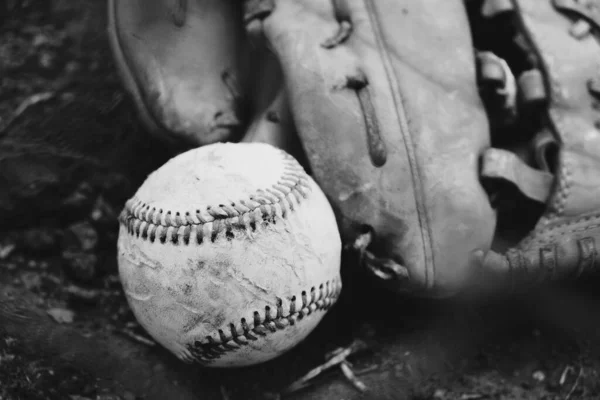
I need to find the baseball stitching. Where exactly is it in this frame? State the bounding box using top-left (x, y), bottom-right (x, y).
top-left (118, 150), bottom-right (341, 363)
top-left (185, 278), bottom-right (342, 364)
top-left (118, 152), bottom-right (311, 245)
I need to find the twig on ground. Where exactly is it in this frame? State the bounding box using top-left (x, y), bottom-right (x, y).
top-left (119, 329), bottom-right (156, 347)
top-left (340, 360), bottom-right (367, 392)
top-left (325, 346), bottom-right (345, 360)
top-left (282, 339), bottom-right (368, 394)
top-left (560, 365), bottom-right (575, 386)
top-left (14, 92), bottom-right (55, 116)
top-left (565, 366), bottom-right (583, 400)
top-left (65, 284), bottom-right (101, 301)
top-left (0, 92), bottom-right (56, 134)
top-left (460, 394), bottom-right (483, 400)
top-left (354, 364), bottom-right (379, 376)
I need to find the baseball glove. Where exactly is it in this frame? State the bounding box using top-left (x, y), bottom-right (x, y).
top-left (468, 0), bottom-right (600, 289)
top-left (107, 0), bottom-right (306, 158)
top-left (107, 0), bottom-right (248, 147)
top-left (243, 0), bottom-right (497, 297)
top-left (110, 0), bottom-right (600, 297)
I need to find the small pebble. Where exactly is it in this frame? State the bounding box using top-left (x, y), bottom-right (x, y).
top-left (90, 196), bottom-right (118, 225)
top-left (38, 49), bottom-right (58, 70)
top-left (66, 284), bottom-right (100, 301)
top-left (47, 307), bottom-right (75, 324)
top-left (0, 243), bottom-right (16, 259)
top-left (20, 272), bottom-right (42, 290)
top-left (32, 33), bottom-right (49, 47)
top-left (532, 370), bottom-right (546, 382)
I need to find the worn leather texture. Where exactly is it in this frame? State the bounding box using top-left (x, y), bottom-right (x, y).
top-left (107, 0), bottom-right (247, 146)
top-left (474, 0), bottom-right (600, 289)
top-left (245, 0), bottom-right (497, 297)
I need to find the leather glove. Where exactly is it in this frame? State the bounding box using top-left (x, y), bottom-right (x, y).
top-left (243, 0), bottom-right (497, 297)
top-left (472, 0), bottom-right (600, 290)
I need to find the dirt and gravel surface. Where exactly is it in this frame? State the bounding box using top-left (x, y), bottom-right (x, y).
top-left (2, 1), bottom-right (600, 399)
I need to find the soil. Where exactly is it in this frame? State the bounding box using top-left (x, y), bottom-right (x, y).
top-left (1, 1), bottom-right (600, 400)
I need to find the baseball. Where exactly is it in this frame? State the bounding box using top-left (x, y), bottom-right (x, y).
top-left (116, 142), bottom-right (342, 367)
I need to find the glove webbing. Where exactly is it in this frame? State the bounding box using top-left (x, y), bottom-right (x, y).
top-left (474, 0), bottom-right (600, 292)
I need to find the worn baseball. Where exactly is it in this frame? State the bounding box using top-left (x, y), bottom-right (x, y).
top-left (117, 142), bottom-right (342, 367)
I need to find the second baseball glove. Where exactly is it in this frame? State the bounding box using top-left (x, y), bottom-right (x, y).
top-left (470, 0), bottom-right (600, 289)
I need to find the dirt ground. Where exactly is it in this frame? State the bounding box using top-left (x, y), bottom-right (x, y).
top-left (2, 1), bottom-right (600, 399)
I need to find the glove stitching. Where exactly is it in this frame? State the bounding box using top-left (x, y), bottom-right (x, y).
top-left (118, 149), bottom-right (340, 365)
top-left (519, 213), bottom-right (600, 248)
top-left (361, 0), bottom-right (435, 287)
top-left (182, 278), bottom-right (342, 364)
top-left (118, 151), bottom-right (311, 245)
top-left (512, 0), bottom-right (573, 222)
top-left (478, 1), bottom-right (600, 287)
top-left (344, 74), bottom-right (388, 167)
top-left (322, 4), bottom-right (387, 167)
top-left (500, 236), bottom-right (597, 286)
top-left (529, 222), bottom-right (600, 240)
top-left (321, 20), bottom-right (352, 49)
top-left (547, 108), bottom-right (572, 219)
top-left (547, 0), bottom-right (600, 222)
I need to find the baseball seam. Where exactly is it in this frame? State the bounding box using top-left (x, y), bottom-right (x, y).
top-left (185, 277), bottom-right (342, 364)
top-left (117, 150), bottom-right (342, 363)
top-left (118, 153), bottom-right (311, 245)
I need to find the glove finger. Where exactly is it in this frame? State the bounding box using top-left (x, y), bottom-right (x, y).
top-left (108, 0), bottom-right (249, 147)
